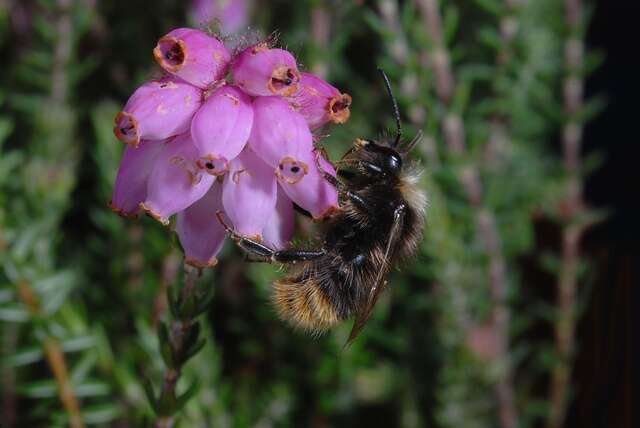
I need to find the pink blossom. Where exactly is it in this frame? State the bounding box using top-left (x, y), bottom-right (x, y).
top-left (222, 148), bottom-right (277, 239)
top-left (111, 26), bottom-right (352, 267)
top-left (288, 72), bottom-right (352, 129)
top-left (110, 140), bottom-right (166, 218)
top-left (190, 85), bottom-right (253, 176)
top-left (140, 134), bottom-right (215, 225)
top-left (176, 182), bottom-right (226, 268)
top-left (232, 44), bottom-right (301, 97)
top-left (249, 96), bottom-right (338, 218)
top-left (114, 77), bottom-right (202, 147)
top-left (153, 28), bottom-right (231, 89)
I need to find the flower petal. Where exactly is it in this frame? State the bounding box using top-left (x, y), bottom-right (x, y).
top-left (222, 148), bottom-right (277, 239)
top-left (114, 77), bottom-right (202, 146)
top-left (153, 28), bottom-right (231, 89)
top-left (249, 96), bottom-right (313, 167)
top-left (176, 181), bottom-right (225, 268)
top-left (262, 185), bottom-right (295, 250)
top-left (232, 44), bottom-right (301, 96)
top-left (110, 140), bottom-right (166, 218)
top-left (277, 149), bottom-right (339, 219)
top-left (191, 85), bottom-right (253, 176)
top-left (190, 0), bottom-right (249, 35)
top-left (141, 134), bottom-right (214, 225)
top-left (287, 72), bottom-right (352, 129)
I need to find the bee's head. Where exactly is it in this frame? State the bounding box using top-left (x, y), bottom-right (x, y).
top-left (351, 138), bottom-right (403, 177)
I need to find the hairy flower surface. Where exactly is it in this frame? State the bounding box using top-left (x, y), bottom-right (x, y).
top-left (112, 27), bottom-right (350, 266)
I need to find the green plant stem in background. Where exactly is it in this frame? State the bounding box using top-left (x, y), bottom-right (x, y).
top-left (147, 265), bottom-right (213, 428)
top-left (416, 1), bottom-right (517, 427)
top-left (17, 280), bottom-right (85, 428)
top-left (547, 0), bottom-right (588, 427)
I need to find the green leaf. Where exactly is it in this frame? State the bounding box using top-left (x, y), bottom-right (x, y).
top-left (175, 379), bottom-right (200, 412)
top-left (81, 403), bottom-right (122, 424)
top-left (0, 305), bottom-right (29, 322)
top-left (3, 346), bottom-right (43, 367)
top-left (142, 378), bottom-right (159, 415)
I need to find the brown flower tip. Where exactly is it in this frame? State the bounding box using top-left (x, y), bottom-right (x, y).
top-left (185, 256), bottom-right (218, 269)
top-left (196, 154), bottom-right (229, 177)
top-left (108, 200), bottom-right (139, 219)
top-left (153, 36), bottom-right (187, 73)
top-left (114, 111), bottom-right (140, 146)
top-left (268, 66), bottom-right (300, 96)
top-left (139, 202), bottom-right (170, 226)
top-left (328, 93), bottom-right (352, 124)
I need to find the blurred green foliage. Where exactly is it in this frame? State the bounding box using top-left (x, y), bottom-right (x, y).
top-left (0, 0), bottom-right (595, 427)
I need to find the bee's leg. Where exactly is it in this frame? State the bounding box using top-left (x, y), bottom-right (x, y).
top-left (314, 152), bottom-right (370, 210)
top-left (216, 211), bottom-right (325, 264)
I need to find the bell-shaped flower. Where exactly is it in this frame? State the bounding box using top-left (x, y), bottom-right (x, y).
top-left (249, 96), bottom-right (338, 218)
top-left (262, 185), bottom-right (295, 250)
top-left (190, 85), bottom-right (253, 177)
top-left (140, 134), bottom-right (214, 225)
top-left (288, 72), bottom-right (352, 129)
top-left (222, 148), bottom-right (277, 239)
top-left (176, 181), bottom-right (226, 268)
top-left (232, 43), bottom-right (301, 97)
top-left (114, 77), bottom-right (202, 147)
top-left (153, 28), bottom-right (231, 89)
top-left (109, 140), bottom-right (166, 218)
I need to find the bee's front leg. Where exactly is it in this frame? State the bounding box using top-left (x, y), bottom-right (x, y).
top-left (216, 211), bottom-right (325, 264)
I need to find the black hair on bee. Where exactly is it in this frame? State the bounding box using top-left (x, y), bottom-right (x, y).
top-left (217, 69), bottom-right (427, 344)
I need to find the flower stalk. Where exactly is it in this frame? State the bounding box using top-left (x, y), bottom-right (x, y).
top-left (146, 265), bottom-right (214, 428)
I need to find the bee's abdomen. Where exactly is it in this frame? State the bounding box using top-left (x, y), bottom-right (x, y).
top-left (272, 275), bottom-right (345, 332)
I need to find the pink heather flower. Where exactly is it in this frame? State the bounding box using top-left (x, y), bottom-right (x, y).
top-left (249, 96), bottom-right (338, 218)
top-left (190, 85), bottom-right (253, 176)
top-left (261, 185), bottom-right (294, 250)
top-left (176, 182), bottom-right (226, 268)
top-left (232, 43), bottom-right (301, 97)
top-left (140, 134), bottom-right (215, 225)
top-left (153, 28), bottom-right (231, 89)
top-left (110, 140), bottom-right (166, 218)
top-left (114, 77), bottom-right (202, 147)
top-left (288, 72), bottom-right (352, 129)
top-left (222, 148), bottom-right (277, 239)
top-left (190, 0), bottom-right (249, 35)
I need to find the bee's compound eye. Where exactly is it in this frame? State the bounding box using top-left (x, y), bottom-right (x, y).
top-left (388, 153), bottom-right (402, 171)
top-left (277, 157), bottom-right (309, 184)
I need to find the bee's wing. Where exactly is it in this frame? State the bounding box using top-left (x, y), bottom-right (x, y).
top-left (346, 205), bottom-right (406, 346)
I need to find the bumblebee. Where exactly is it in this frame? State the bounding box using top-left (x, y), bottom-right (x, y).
top-left (218, 70), bottom-right (426, 343)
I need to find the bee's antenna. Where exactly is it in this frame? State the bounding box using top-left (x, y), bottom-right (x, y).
top-left (377, 68), bottom-right (402, 148)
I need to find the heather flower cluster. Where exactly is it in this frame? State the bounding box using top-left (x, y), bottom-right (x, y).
top-left (110, 28), bottom-right (352, 268)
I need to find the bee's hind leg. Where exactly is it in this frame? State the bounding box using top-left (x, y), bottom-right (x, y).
top-left (216, 211), bottom-right (325, 264)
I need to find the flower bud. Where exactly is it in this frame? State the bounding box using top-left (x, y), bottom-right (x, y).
top-left (288, 72), bottom-right (352, 129)
top-left (190, 85), bottom-right (253, 176)
top-left (176, 182), bottom-right (226, 268)
top-left (140, 134), bottom-right (214, 225)
top-left (222, 148), bottom-right (277, 239)
top-left (232, 43), bottom-right (301, 96)
top-left (114, 77), bottom-right (202, 147)
top-left (110, 140), bottom-right (166, 218)
top-left (249, 96), bottom-right (338, 218)
top-left (153, 28), bottom-right (231, 89)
